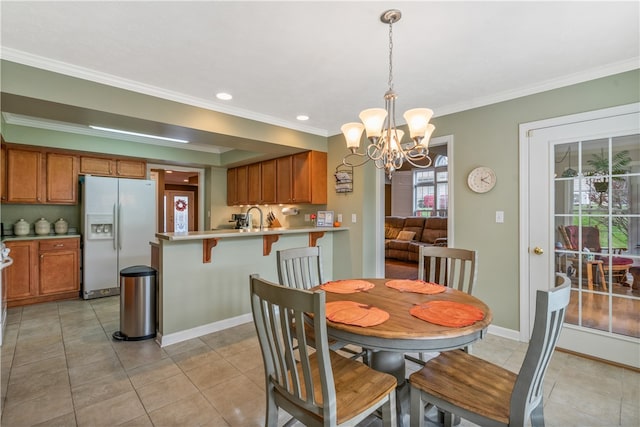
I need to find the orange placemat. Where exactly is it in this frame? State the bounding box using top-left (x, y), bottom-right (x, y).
top-left (410, 300), bottom-right (485, 327)
top-left (320, 279), bottom-right (375, 294)
top-left (385, 279), bottom-right (446, 295)
top-left (325, 301), bottom-right (389, 327)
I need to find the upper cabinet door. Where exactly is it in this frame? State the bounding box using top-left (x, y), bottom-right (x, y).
top-left (247, 163), bottom-right (262, 205)
top-left (6, 147), bottom-right (44, 203)
top-left (46, 152), bottom-right (78, 204)
top-left (292, 151), bottom-right (327, 204)
top-left (261, 159), bottom-right (277, 204)
top-left (276, 156), bottom-right (292, 204)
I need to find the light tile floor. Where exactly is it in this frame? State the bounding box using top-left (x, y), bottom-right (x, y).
top-left (1, 296), bottom-right (638, 426)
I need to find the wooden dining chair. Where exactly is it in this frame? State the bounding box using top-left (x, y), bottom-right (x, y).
top-left (250, 274), bottom-right (397, 427)
top-left (408, 276), bottom-right (571, 427)
top-left (418, 246), bottom-right (478, 294)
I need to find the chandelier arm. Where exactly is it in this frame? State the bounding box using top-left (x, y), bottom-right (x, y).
top-left (342, 152), bottom-right (373, 169)
top-left (402, 155), bottom-right (433, 169)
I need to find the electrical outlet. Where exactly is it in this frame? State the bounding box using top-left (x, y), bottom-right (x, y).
top-left (337, 214), bottom-right (343, 223)
top-left (304, 214), bottom-right (310, 221)
top-left (351, 213), bottom-right (357, 223)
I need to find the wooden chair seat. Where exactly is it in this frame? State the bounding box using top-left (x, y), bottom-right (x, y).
top-left (287, 351), bottom-right (397, 425)
top-left (409, 276), bottom-right (571, 427)
top-left (409, 350), bottom-right (516, 425)
top-left (250, 275), bottom-right (397, 426)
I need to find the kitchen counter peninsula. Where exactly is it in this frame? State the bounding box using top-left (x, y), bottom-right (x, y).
top-left (154, 226), bottom-right (347, 347)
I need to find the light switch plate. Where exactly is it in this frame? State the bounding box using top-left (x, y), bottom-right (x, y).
top-left (352, 213), bottom-right (357, 223)
top-left (496, 211), bottom-right (504, 223)
top-left (305, 214), bottom-right (310, 221)
top-left (337, 214), bottom-right (343, 222)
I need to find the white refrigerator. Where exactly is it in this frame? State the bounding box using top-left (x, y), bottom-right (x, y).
top-left (82, 175), bottom-right (156, 299)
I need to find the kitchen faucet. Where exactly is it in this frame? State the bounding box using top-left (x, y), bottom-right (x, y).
top-left (246, 206), bottom-right (264, 230)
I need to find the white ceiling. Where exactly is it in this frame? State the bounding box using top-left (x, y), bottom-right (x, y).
top-left (1, 1), bottom-right (639, 150)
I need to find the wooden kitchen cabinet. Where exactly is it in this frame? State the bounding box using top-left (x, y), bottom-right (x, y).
top-left (39, 238), bottom-right (80, 296)
top-left (5, 237), bottom-right (80, 307)
top-left (46, 152), bottom-right (78, 204)
top-left (4, 241), bottom-right (39, 302)
top-left (5, 146), bottom-right (44, 203)
top-left (247, 163), bottom-right (261, 204)
top-left (79, 155), bottom-right (146, 178)
top-left (1, 143), bottom-right (6, 202)
top-left (227, 165), bottom-right (249, 205)
top-left (291, 151), bottom-right (327, 204)
top-left (276, 156), bottom-right (293, 204)
top-left (116, 159), bottom-right (146, 178)
top-left (227, 151), bottom-right (327, 206)
top-left (261, 159), bottom-right (277, 204)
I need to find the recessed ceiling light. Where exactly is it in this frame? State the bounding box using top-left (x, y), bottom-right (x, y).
top-left (296, 115), bottom-right (309, 121)
top-left (165, 170), bottom-right (173, 174)
top-left (89, 126), bottom-right (189, 143)
top-left (216, 92), bottom-right (233, 101)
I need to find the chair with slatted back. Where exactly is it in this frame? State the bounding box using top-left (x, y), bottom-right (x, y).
top-left (408, 276), bottom-right (571, 427)
top-left (410, 246), bottom-right (478, 365)
top-left (277, 246), bottom-right (366, 361)
top-left (277, 246), bottom-right (325, 290)
top-left (418, 246), bottom-right (478, 294)
top-left (250, 275), bottom-right (397, 427)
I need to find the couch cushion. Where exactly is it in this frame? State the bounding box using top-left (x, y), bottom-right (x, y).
top-left (402, 217), bottom-right (427, 239)
top-left (397, 230), bottom-right (416, 241)
top-left (387, 239), bottom-right (412, 252)
top-left (385, 216), bottom-right (405, 239)
top-left (420, 217), bottom-right (447, 244)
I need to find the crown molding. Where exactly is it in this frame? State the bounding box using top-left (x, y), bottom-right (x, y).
top-left (0, 48), bottom-right (329, 137)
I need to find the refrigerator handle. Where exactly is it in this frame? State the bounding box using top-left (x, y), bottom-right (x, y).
top-left (118, 203), bottom-right (123, 250)
top-left (113, 204), bottom-right (118, 251)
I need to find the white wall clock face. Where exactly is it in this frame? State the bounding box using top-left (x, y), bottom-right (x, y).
top-left (467, 166), bottom-right (497, 193)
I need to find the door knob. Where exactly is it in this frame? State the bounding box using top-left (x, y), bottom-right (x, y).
top-left (533, 247), bottom-right (544, 255)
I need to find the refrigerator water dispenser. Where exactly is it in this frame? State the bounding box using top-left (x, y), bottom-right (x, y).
top-left (86, 214), bottom-right (114, 240)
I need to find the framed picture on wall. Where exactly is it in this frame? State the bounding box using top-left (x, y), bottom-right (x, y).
top-left (316, 211), bottom-right (334, 227)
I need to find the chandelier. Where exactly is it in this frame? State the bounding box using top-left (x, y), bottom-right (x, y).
top-left (341, 9), bottom-right (435, 179)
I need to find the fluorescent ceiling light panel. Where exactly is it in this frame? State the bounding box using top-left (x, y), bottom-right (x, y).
top-left (89, 125), bottom-right (189, 143)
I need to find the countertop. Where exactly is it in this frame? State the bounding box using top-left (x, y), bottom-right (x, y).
top-left (2, 233), bottom-right (81, 242)
top-left (156, 226), bottom-right (348, 241)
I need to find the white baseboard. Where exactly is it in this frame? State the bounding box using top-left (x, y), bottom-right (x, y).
top-left (487, 324), bottom-right (522, 342)
top-left (157, 313), bottom-right (253, 347)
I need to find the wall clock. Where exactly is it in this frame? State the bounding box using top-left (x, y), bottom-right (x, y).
top-left (467, 166), bottom-right (497, 193)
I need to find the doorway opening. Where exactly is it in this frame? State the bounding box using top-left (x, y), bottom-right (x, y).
top-left (149, 165), bottom-right (205, 233)
top-left (384, 135), bottom-right (453, 279)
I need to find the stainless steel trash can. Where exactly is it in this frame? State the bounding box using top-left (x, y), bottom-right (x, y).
top-left (113, 265), bottom-right (156, 341)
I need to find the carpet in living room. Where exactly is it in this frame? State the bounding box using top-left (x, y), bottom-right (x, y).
top-left (385, 259), bottom-right (418, 280)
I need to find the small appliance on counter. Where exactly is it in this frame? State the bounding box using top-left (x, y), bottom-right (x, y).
top-left (230, 213), bottom-right (251, 230)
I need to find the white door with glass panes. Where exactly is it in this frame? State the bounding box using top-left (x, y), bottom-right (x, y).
top-left (521, 103), bottom-right (639, 368)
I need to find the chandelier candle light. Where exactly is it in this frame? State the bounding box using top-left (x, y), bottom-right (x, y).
top-left (341, 9), bottom-right (436, 179)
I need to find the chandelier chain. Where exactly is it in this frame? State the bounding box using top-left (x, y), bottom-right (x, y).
top-left (388, 21), bottom-right (394, 90)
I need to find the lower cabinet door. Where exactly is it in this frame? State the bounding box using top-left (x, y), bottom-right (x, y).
top-left (39, 249), bottom-right (79, 295)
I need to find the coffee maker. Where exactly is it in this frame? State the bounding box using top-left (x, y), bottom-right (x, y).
top-left (230, 213), bottom-right (251, 230)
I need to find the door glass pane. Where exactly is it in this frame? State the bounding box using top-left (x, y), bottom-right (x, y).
top-left (554, 136), bottom-right (640, 339)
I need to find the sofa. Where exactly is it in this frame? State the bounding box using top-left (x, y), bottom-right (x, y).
top-left (385, 216), bottom-right (448, 262)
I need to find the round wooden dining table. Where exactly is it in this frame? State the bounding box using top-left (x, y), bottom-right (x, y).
top-left (310, 278), bottom-right (493, 384)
